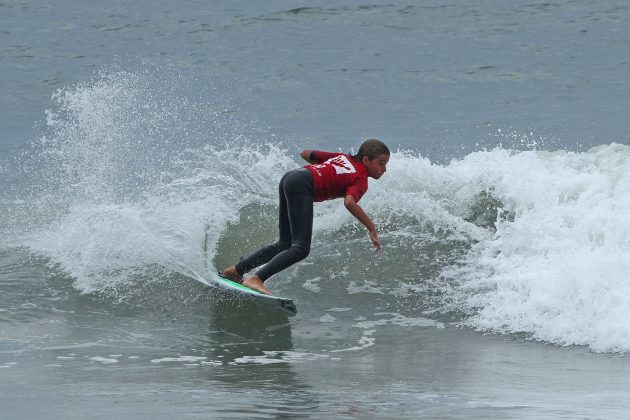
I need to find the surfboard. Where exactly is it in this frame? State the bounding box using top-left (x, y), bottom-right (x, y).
top-left (208, 273), bottom-right (297, 317)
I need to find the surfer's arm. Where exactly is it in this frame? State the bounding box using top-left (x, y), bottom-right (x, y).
top-left (301, 150), bottom-right (340, 164)
top-left (344, 195), bottom-right (381, 251)
top-left (300, 150), bottom-right (317, 164)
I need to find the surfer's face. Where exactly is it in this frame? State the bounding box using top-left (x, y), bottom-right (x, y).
top-left (364, 154), bottom-right (389, 179)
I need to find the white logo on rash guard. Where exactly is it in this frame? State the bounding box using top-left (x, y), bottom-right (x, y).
top-left (324, 155), bottom-right (356, 174)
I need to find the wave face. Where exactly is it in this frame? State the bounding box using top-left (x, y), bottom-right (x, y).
top-left (5, 70), bottom-right (630, 353)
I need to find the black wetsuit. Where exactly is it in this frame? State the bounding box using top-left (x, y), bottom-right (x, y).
top-left (235, 168), bottom-right (314, 281)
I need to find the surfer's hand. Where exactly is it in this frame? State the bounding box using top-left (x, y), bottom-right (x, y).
top-left (369, 229), bottom-right (381, 251)
top-left (343, 195), bottom-right (381, 251)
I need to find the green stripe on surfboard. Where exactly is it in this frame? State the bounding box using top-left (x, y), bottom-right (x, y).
top-left (221, 276), bottom-right (266, 295)
top-left (213, 273), bottom-right (297, 316)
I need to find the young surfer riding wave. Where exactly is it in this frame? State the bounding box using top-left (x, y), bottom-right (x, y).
top-left (220, 139), bottom-right (390, 295)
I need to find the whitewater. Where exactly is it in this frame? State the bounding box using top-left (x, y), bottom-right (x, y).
top-left (3, 2), bottom-right (630, 417)
top-left (3, 71), bottom-right (629, 355)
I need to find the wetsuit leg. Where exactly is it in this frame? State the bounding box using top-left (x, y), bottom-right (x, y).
top-left (235, 169), bottom-right (313, 280)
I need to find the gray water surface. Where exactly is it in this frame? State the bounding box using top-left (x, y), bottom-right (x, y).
top-left (2, 1), bottom-right (630, 418)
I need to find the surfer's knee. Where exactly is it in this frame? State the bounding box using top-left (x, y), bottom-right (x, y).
top-left (293, 244), bottom-right (310, 261)
top-left (274, 240), bottom-right (291, 251)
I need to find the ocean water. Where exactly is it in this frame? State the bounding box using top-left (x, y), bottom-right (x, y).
top-left (2, 1), bottom-right (630, 418)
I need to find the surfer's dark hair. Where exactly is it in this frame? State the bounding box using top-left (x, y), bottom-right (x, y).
top-left (354, 139), bottom-right (390, 161)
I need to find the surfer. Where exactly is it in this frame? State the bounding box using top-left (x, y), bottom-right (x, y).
top-left (221, 139), bottom-right (390, 295)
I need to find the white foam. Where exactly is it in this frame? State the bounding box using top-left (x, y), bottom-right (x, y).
top-left (324, 313), bottom-right (446, 354)
top-left (88, 356), bottom-right (118, 364)
top-left (1, 362), bottom-right (17, 369)
top-left (150, 356), bottom-right (208, 364)
top-left (319, 314), bottom-right (336, 323)
top-left (356, 312), bottom-right (445, 329)
top-left (441, 144), bottom-right (630, 352)
top-left (346, 280), bottom-right (385, 295)
top-left (302, 276), bottom-right (322, 293)
top-left (330, 330), bottom-right (377, 353)
top-left (232, 350), bottom-right (329, 365)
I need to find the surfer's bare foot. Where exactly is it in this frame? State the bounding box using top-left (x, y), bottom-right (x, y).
top-left (243, 275), bottom-right (272, 295)
top-left (220, 266), bottom-right (243, 283)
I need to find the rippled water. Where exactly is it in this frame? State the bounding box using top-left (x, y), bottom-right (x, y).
top-left (2, 1), bottom-right (630, 418)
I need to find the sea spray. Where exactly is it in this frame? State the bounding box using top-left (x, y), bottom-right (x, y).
top-left (14, 68), bottom-right (297, 292)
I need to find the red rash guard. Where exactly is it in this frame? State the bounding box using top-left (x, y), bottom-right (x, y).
top-left (305, 151), bottom-right (368, 203)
